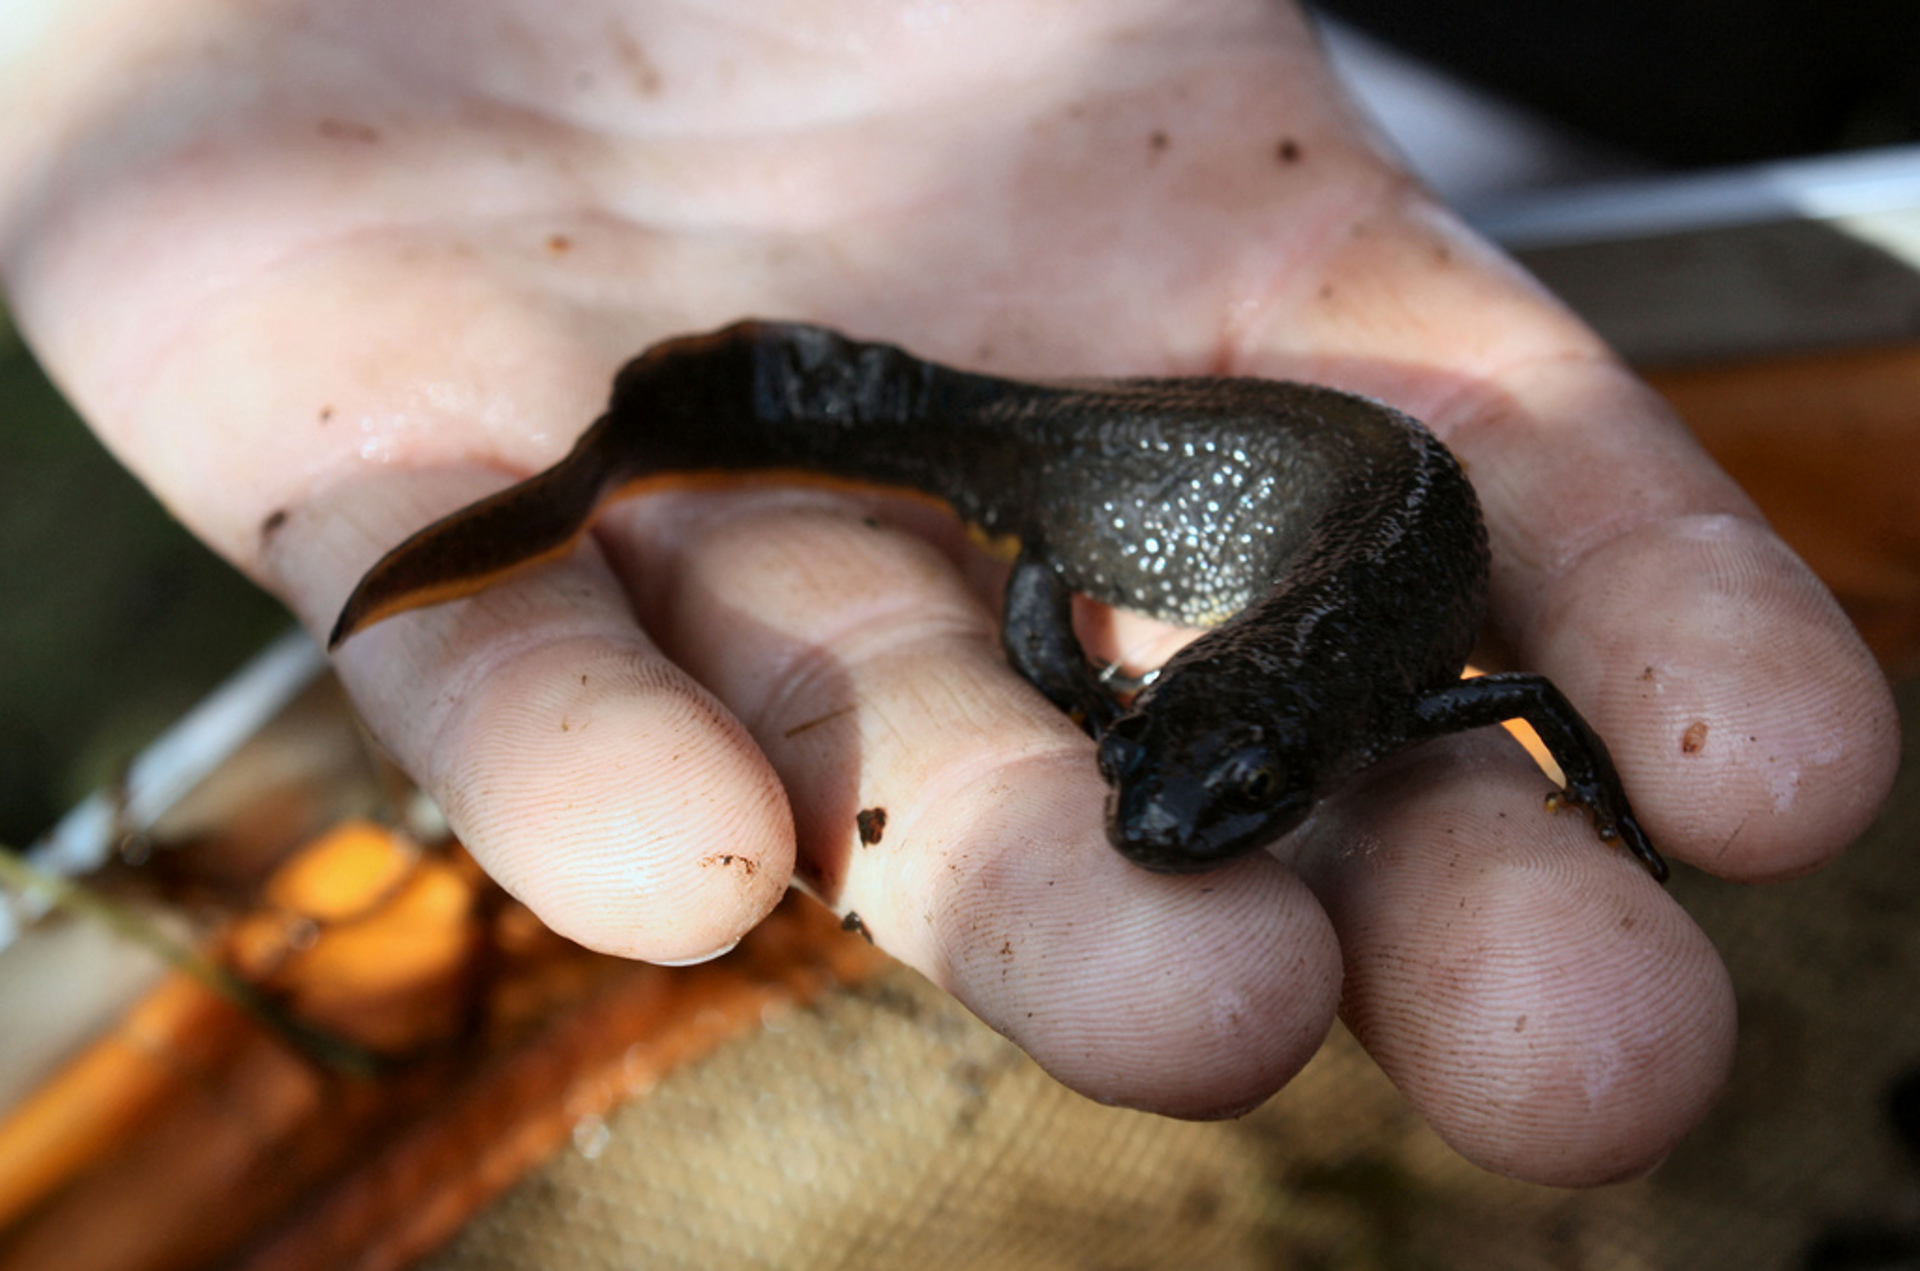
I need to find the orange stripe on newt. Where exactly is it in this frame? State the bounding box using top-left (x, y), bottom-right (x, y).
top-left (329, 537), bottom-right (588, 647)
top-left (329, 468), bottom-right (981, 650)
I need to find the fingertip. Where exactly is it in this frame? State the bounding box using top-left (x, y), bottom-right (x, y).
top-left (1437, 881), bottom-right (1736, 1186)
top-left (1535, 514), bottom-right (1900, 879)
top-left (990, 863), bottom-right (1345, 1122)
top-left (435, 636), bottom-right (796, 963)
top-left (1428, 879), bottom-right (1735, 1185)
top-left (900, 775), bottom-right (1344, 1119)
top-left (1304, 736), bottom-right (1737, 1186)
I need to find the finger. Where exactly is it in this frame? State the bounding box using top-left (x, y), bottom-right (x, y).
top-left (266, 467), bottom-right (795, 965)
top-left (1296, 730), bottom-right (1735, 1187)
top-left (1242, 190), bottom-right (1899, 878)
top-left (1452, 357), bottom-right (1900, 879)
top-left (607, 488), bottom-right (1346, 1117)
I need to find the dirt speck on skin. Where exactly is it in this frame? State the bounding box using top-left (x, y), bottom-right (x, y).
top-left (608, 26), bottom-right (665, 96)
top-left (857, 807), bottom-right (888, 846)
top-left (317, 118), bottom-right (379, 144)
top-left (1682, 720), bottom-right (1710, 754)
top-left (1177, 1180), bottom-right (1224, 1227)
top-left (701, 853), bottom-right (757, 877)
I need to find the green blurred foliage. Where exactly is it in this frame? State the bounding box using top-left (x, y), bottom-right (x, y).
top-left (0, 306), bottom-right (290, 845)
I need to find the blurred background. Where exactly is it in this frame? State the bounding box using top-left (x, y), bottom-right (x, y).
top-left (0, 308), bottom-right (286, 852)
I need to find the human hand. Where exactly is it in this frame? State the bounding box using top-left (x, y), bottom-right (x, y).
top-left (1, 0), bottom-right (1897, 1184)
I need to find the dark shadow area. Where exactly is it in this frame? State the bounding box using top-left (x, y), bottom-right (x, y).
top-left (1314, 0), bottom-right (1920, 165)
top-left (0, 314), bottom-right (290, 847)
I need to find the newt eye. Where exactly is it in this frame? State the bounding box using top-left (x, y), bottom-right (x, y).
top-left (1215, 747), bottom-right (1281, 807)
top-left (1239, 765), bottom-right (1277, 802)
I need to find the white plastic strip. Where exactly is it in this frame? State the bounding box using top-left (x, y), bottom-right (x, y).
top-left (1, 629), bottom-right (327, 947)
top-left (1471, 145), bottom-right (1920, 250)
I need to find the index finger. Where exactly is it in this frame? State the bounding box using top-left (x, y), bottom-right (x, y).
top-left (271, 465), bottom-right (798, 965)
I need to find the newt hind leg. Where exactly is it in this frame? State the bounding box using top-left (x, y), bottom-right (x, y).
top-left (1411, 673), bottom-right (1668, 882)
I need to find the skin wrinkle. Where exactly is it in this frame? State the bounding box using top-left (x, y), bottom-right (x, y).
top-left (8, 41), bottom-right (837, 530)
top-left (1264, 192), bottom-right (1586, 380)
top-left (1417, 346), bottom-right (1619, 448)
top-left (419, 625), bottom-right (664, 778)
top-left (637, 512), bottom-right (1091, 881)
top-left (119, 256), bottom-right (625, 563)
top-left (1503, 512), bottom-right (1761, 668)
top-left (1534, 515), bottom-right (1817, 665)
top-left (1211, 167), bottom-right (1422, 377)
top-left (863, 724), bottom-right (1093, 906)
top-left (921, 757), bottom-right (1185, 927)
top-left (637, 506), bottom-right (1151, 964)
top-left (14, 86), bottom-right (444, 411)
top-left (795, 660), bottom-right (1080, 905)
top-left (303, 6), bottom-right (1218, 228)
top-left (661, 516), bottom-right (997, 736)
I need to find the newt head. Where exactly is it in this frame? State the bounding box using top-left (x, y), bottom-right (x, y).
top-left (1096, 710), bottom-right (1314, 874)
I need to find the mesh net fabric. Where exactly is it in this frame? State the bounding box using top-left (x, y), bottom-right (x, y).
top-left (425, 686), bottom-right (1920, 1271)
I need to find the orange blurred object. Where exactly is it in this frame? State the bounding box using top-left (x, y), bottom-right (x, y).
top-left (1648, 344), bottom-right (1920, 673)
top-left (0, 821), bottom-right (883, 1271)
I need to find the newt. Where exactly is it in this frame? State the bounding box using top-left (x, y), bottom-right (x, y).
top-left (329, 321), bottom-right (1666, 881)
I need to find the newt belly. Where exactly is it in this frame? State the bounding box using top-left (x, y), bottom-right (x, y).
top-left (330, 321), bottom-right (1665, 881)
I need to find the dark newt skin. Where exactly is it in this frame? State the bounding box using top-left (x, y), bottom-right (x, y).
top-left (330, 321), bottom-right (1667, 882)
